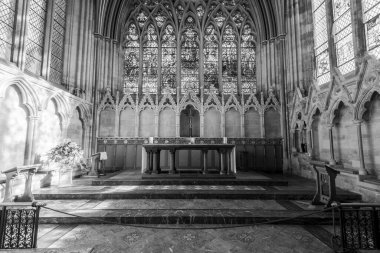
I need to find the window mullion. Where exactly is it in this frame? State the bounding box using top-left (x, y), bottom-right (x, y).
top-left (199, 34), bottom-right (204, 96)
top-left (41, 0), bottom-right (54, 79)
top-left (325, 0), bottom-right (338, 75)
top-left (15, 0), bottom-right (30, 69)
top-left (237, 35), bottom-right (241, 96)
top-left (350, 0), bottom-right (366, 60)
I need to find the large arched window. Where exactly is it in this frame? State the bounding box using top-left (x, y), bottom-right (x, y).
top-left (0, 0), bottom-right (17, 61)
top-left (123, 0), bottom-right (257, 95)
top-left (363, 0), bottom-right (380, 59)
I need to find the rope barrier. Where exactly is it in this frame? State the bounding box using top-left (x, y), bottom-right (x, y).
top-left (42, 205), bottom-right (338, 230)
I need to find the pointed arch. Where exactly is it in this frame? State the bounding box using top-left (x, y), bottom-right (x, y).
top-left (0, 77), bottom-right (40, 117)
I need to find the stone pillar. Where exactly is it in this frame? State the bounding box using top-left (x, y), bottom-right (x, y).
top-left (25, 116), bottom-right (39, 165)
top-left (176, 112), bottom-right (180, 137)
top-left (306, 128), bottom-right (312, 157)
top-left (226, 150), bottom-right (231, 175)
top-left (91, 34), bottom-right (101, 154)
top-left (169, 149), bottom-right (176, 174)
top-left (202, 150), bottom-right (208, 174)
top-left (152, 149), bottom-right (160, 174)
top-left (354, 120), bottom-right (367, 175)
top-left (154, 111), bottom-right (159, 137)
top-left (240, 113), bottom-right (245, 138)
top-left (221, 111), bottom-right (225, 137)
top-left (260, 111), bottom-right (265, 138)
top-left (219, 149), bottom-right (225, 175)
top-left (328, 124), bottom-right (336, 165)
top-left (200, 112), bottom-right (204, 137)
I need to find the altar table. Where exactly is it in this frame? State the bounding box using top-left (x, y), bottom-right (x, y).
top-left (141, 144), bottom-right (236, 175)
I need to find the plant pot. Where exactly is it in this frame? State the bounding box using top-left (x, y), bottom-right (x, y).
top-left (58, 166), bottom-right (73, 186)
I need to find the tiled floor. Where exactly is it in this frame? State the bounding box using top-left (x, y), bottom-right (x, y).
top-left (28, 170), bottom-right (356, 252)
top-left (36, 224), bottom-right (334, 253)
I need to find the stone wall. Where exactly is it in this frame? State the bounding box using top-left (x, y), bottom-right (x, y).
top-left (0, 0), bottom-right (94, 172)
top-left (96, 89), bottom-right (282, 140)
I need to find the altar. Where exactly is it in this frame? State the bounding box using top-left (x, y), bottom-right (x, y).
top-left (141, 144), bottom-right (237, 175)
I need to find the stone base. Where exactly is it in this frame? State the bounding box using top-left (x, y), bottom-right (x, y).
top-left (58, 169), bottom-right (73, 186)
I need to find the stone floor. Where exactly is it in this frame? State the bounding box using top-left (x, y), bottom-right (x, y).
top-left (32, 224), bottom-right (335, 253)
top-left (20, 170), bottom-right (359, 252)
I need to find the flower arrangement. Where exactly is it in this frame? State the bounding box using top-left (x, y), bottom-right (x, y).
top-left (41, 140), bottom-right (84, 170)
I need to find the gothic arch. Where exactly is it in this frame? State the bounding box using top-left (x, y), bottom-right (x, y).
top-left (328, 98), bottom-right (354, 125)
top-left (356, 87), bottom-right (380, 121)
top-left (0, 77), bottom-right (40, 117)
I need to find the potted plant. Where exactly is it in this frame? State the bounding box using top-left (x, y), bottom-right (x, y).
top-left (41, 140), bottom-right (84, 186)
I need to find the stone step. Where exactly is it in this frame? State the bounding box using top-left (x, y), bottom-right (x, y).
top-left (92, 178), bottom-right (289, 186)
top-left (38, 208), bottom-right (334, 225)
top-left (34, 188), bottom-right (360, 201)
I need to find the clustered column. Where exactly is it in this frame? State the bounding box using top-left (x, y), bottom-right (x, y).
top-left (354, 120), bottom-right (367, 175)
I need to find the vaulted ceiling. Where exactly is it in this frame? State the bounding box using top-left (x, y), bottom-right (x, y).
top-left (94, 0), bottom-right (285, 43)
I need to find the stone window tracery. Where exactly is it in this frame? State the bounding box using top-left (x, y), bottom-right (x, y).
top-left (363, 0), bottom-right (380, 58)
top-left (25, 0), bottom-right (48, 75)
top-left (332, 0), bottom-right (355, 75)
top-left (123, 0), bottom-right (257, 95)
top-left (50, 0), bottom-right (67, 85)
top-left (312, 0), bottom-right (331, 86)
top-left (0, 0), bottom-right (16, 61)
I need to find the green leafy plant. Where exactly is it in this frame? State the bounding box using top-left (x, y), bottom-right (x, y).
top-left (41, 140), bottom-right (84, 170)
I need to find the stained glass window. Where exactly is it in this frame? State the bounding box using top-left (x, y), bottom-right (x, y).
top-left (142, 24), bottom-right (158, 93)
top-left (241, 24), bottom-right (256, 93)
top-left (181, 16), bottom-right (199, 94)
top-left (161, 25), bottom-right (176, 93)
top-left (222, 25), bottom-right (238, 94)
top-left (363, 0), bottom-right (380, 58)
top-left (0, 0), bottom-right (16, 61)
top-left (25, 0), bottom-right (48, 75)
top-left (124, 0), bottom-right (256, 94)
top-left (50, 0), bottom-right (67, 85)
top-left (312, 0), bottom-right (331, 86)
top-left (204, 25), bottom-right (219, 93)
top-left (333, 0), bottom-right (355, 75)
top-left (124, 23), bottom-right (140, 93)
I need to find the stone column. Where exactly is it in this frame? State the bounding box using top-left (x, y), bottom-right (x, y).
top-left (169, 149), bottom-right (176, 174)
top-left (154, 111), bottom-right (159, 137)
top-left (354, 120), bottom-right (367, 175)
top-left (306, 128), bottom-right (312, 157)
top-left (226, 150), bottom-right (231, 175)
top-left (260, 111), bottom-right (265, 138)
top-left (240, 113), bottom-right (245, 138)
top-left (176, 112), bottom-right (180, 137)
top-left (152, 149), bottom-right (160, 174)
top-left (202, 150), bottom-right (208, 174)
top-left (200, 112), bottom-right (204, 137)
top-left (219, 149), bottom-right (225, 175)
top-left (25, 116), bottom-right (39, 165)
top-left (327, 124), bottom-right (336, 165)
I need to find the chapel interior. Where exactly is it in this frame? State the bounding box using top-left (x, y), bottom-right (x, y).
top-left (0, 0), bottom-right (380, 251)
